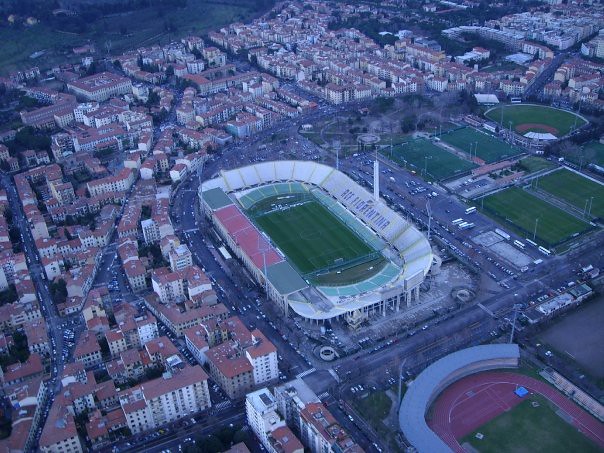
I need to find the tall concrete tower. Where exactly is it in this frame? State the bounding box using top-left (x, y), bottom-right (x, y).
top-left (373, 156), bottom-right (379, 200)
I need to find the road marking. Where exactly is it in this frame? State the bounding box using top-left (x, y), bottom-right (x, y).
top-left (296, 367), bottom-right (316, 379)
top-left (328, 368), bottom-right (340, 383)
top-left (477, 303), bottom-right (495, 317)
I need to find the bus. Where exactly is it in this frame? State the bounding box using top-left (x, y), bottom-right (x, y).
top-left (495, 228), bottom-right (511, 241)
top-left (538, 246), bottom-right (551, 256)
top-left (465, 207), bottom-right (477, 215)
top-left (513, 240), bottom-right (525, 250)
top-left (511, 97), bottom-right (522, 104)
top-left (525, 238), bottom-right (538, 247)
top-left (451, 218), bottom-right (464, 225)
top-left (459, 222), bottom-right (475, 230)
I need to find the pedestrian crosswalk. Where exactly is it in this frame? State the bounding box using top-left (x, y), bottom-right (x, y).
top-left (213, 401), bottom-right (230, 411)
top-left (296, 367), bottom-right (316, 379)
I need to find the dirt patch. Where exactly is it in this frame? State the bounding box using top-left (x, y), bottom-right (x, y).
top-left (540, 295), bottom-right (604, 378)
top-left (516, 123), bottom-right (560, 136)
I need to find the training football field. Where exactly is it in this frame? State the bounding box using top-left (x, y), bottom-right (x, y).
top-left (482, 187), bottom-right (591, 246)
top-left (254, 200), bottom-right (375, 275)
top-left (440, 127), bottom-right (523, 163)
top-left (535, 169), bottom-right (604, 219)
top-left (387, 139), bottom-right (476, 180)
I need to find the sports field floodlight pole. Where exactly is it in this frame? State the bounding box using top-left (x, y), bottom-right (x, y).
top-left (508, 121), bottom-right (513, 144)
top-left (589, 197), bottom-right (594, 216)
top-left (533, 217), bottom-right (539, 241)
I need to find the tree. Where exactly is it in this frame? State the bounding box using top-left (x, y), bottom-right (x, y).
top-left (166, 65), bottom-right (174, 77)
top-left (11, 330), bottom-right (29, 363)
top-left (50, 278), bottom-right (68, 305)
top-left (0, 285), bottom-right (18, 306)
top-left (146, 90), bottom-right (160, 107)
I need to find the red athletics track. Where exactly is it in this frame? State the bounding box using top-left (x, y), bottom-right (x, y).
top-left (428, 371), bottom-right (604, 452)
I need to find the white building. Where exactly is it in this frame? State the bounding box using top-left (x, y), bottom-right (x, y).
top-left (246, 388), bottom-right (286, 450)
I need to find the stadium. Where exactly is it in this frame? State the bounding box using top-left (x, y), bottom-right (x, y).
top-left (199, 160), bottom-right (433, 326)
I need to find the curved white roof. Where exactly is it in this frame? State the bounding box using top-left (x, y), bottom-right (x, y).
top-left (202, 161), bottom-right (432, 320)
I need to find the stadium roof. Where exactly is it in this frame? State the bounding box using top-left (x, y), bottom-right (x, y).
top-left (213, 205), bottom-right (282, 269)
top-left (399, 344), bottom-right (520, 453)
top-left (202, 187), bottom-right (234, 211)
top-left (266, 261), bottom-right (309, 295)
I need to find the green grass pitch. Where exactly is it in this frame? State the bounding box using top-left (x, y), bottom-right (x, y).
top-left (253, 200), bottom-right (376, 275)
top-left (461, 395), bottom-right (601, 453)
top-left (485, 104), bottom-right (587, 137)
top-left (386, 139), bottom-right (477, 181)
top-left (535, 169), bottom-right (604, 219)
top-left (440, 127), bottom-right (523, 163)
top-left (482, 187), bottom-right (591, 246)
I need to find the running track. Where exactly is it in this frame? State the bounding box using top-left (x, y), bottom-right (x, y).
top-left (428, 371), bottom-right (604, 452)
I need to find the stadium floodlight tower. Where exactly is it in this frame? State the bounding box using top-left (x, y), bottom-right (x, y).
top-left (373, 149), bottom-right (379, 200)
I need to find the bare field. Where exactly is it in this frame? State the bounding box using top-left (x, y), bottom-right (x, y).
top-left (540, 296), bottom-right (604, 378)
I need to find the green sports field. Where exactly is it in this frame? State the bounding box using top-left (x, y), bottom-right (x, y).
top-left (461, 395), bottom-right (601, 453)
top-left (253, 199), bottom-right (379, 278)
top-left (535, 169), bottom-right (604, 219)
top-left (482, 187), bottom-right (591, 246)
top-left (440, 127), bottom-right (523, 163)
top-left (517, 157), bottom-right (556, 174)
top-left (485, 105), bottom-right (587, 137)
top-left (386, 139), bottom-right (476, 181)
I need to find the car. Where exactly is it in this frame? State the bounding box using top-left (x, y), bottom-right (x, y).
top-left (348, 415), bottom-right (354, 422)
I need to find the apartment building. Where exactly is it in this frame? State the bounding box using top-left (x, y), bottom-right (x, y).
top-left (246, 388), bottom-right (286, 450)
top-left (39, 404), bottom-right (83, 453)
top-left (119, 365), bottom-right (211, 434)
top-left (169, 244), bottom-right (193, 272)
top-left (299, 403), bottom-right (363, 453)
top-left (67, 72), bottom-right (133, 102)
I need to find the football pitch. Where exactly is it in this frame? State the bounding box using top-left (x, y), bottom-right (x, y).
top-left (461, 395), bottom-right (601, 453)
top-left (482, 187), bottom-right (591, 246)
top-left (535, 169), bottom-right (604, 219)
top-left (253, 200), bottom-right (377, 276)
top-left (386, 139), bottom-right (476, 181)
top-left (440, 127), bottom-right (523, 163)
top-left (485, 104), bottom-right (587, 137)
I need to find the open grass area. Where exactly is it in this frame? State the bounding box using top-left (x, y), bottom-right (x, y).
top-left (461, 394), bottom-right (601, 453)
top-left (352, 391), bottom-right (403, 453)
top-left (485, 104), bottom-right (587, 137)
top-left (355, 391), bottom-right (393, 424)
top-left (0, 0), bottom-right (258, 74)
top-left (386, 139), bottom-right (476, 181)
top-left (518, 157), bottom-right (557, 174)
top-left (440, 127), bottom-right (523, 163)
top-left (535, 169), bottom-right (604, 219)
top-left (253, 199), bottom-right (378, 278)
top-left (481, 187), bottom-right (591, 247)
top-left (561, 141), bottom-right (604, 169)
